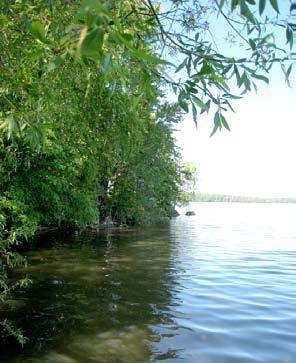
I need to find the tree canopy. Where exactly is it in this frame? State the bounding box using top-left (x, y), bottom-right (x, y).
top-left (2, 0), bottom-right (294, 138)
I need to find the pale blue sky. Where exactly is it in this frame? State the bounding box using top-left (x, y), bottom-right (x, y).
top-left (171, 0), bottom-right (295, 197)
top-left (176, 68), bottom-right (296, 197)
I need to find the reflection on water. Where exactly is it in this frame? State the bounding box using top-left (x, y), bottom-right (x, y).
top-left (1, 203), bottom-right (296, 362)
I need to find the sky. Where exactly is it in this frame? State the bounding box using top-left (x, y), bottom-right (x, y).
top-left (173, 1), bottom-right (296, 198)
top-left (176, 70), bottom-right (296, 198)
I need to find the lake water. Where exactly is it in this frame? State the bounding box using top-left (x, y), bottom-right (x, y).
top-left (1, 203), bottom-right (296, 363)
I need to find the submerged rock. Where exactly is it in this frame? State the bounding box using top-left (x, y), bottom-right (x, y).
top-left (185, 211), bottom-right (196, 216)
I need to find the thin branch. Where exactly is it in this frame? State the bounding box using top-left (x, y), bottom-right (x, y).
top-left (1, 94), bottom-right (20, 112)
top-left (143, 0), bottom-right (167, 44)
top-left (213, 0), bottom-right (249, 44)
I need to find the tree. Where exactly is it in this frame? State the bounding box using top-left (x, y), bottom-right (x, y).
top-left (12, 0), bottom-right (291, 134)
top-left (0, 0), bottom-right (185, 343)
top-left (1, 0), bottom-right (293, 138)
top-left (178, 162), bottom-right (198, 204)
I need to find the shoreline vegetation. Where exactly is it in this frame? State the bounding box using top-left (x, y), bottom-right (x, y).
top-left (0, 1), bottom-right (197, 345)
top-left (194, 194), bottom-right (296, 204)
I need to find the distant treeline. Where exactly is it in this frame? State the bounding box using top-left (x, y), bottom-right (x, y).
top-left (194, 194), bottom-right (296, 203)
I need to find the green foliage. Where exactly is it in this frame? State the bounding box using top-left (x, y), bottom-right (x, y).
top-left (19, 0), bottom-right (291, 135)
top-left (0, 319), bottom-right (27, 347)
top-left (0, 0), bottom-right (186, 343)
top-left (178, 162), bottom-right (198, 205)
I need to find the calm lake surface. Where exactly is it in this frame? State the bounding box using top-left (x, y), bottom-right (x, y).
top-left (1, 203), bottom-right (296, 363)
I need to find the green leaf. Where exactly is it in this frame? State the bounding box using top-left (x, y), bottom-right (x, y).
top-left (186, 58), bottom-right (192, 76)
top-left (201, 100), bottom-right (211, 114)
top-left (45, 55), bottom-right (66, 72)
top-left (175, 58), bottom-right (188, 73)
top-left (192, 96), bottom-right (207, 111)
top-left (259, 0), bottom-right (266, 15)
top-left (218, 0), bottom-right (226, 10)
top-left (80, 28), bottom-right (105, 60)
top-left (269, 0), bottom-right (279, 13)
top-left (30, 21), bottom-right (46, 42)
top-left (231, 0), bottom-right (239, 11)
top-left (287, 64), bottom-right (293, 78)
top-left (80, 0), bottom-right (111, 17)
top-left (220, 113), bottom-right (231, 131)
top-left (240, 2), bottom-right (256, 24)
top-left (223, 99), bottom-right (235, 112)
top-left (246, 24), bottom-right (256, 35)
top-left (250, 73), bottom-right (269, 84)
top-left (112, 31), bottom-right (133, 49)
top-left (214, 75), bottom-right (230, 92)
top-left (21, 15), bottom-right (31, 31)
top-left (199, 62), bottom-right (213, 75)
top-left (0, 116), bottom-right (20, 139)
top-left (113, 31), bottom-right (170, 65)
top-left (237, 71), bottom-right (246, 88)
top-left (131, 49), bottom-right (170, 65)
top-left (210, 123), bottom-right (219, 137)
top-left (178, 99), bottom-right (189, 112)
top-left (210, 111), bottom-right (222, 137)
top-left (192, 103), bottom-right (197, 127)
top-left (119, 32), bottom-right (133, 42)
top-left (222, 64), bottom-right (232, 75)
top-left (242, 73), bottom-right (251, 90)
top-left (223, 93), bottom-right (242, 99)
top-left (249, 38), bottom-right (256, 50)
top-left (281, 63), bottom-right (292, 87)
top-left (286, 26), bottom-right (294, 49)
top-left (234, 65), bottom-right (241, 86)
top-left (178, 91), bottom-right (189, 112)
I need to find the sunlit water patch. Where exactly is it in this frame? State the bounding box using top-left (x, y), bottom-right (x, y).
top-left (1, 203), bottom-right (296, 362)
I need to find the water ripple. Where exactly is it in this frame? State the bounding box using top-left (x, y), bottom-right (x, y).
top-left (2, 203), bottom-right (296, 363)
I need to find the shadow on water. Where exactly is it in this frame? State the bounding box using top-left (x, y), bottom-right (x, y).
top-left (0, 224), bottom-right (181, 363)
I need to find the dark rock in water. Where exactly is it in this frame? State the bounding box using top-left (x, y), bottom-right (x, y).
top-left (171, 209), bottom-right (180, 217)
top-left (119, 223), bottom-right (128, 228)
top-left (185, 211), bottom-right (196, 216)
